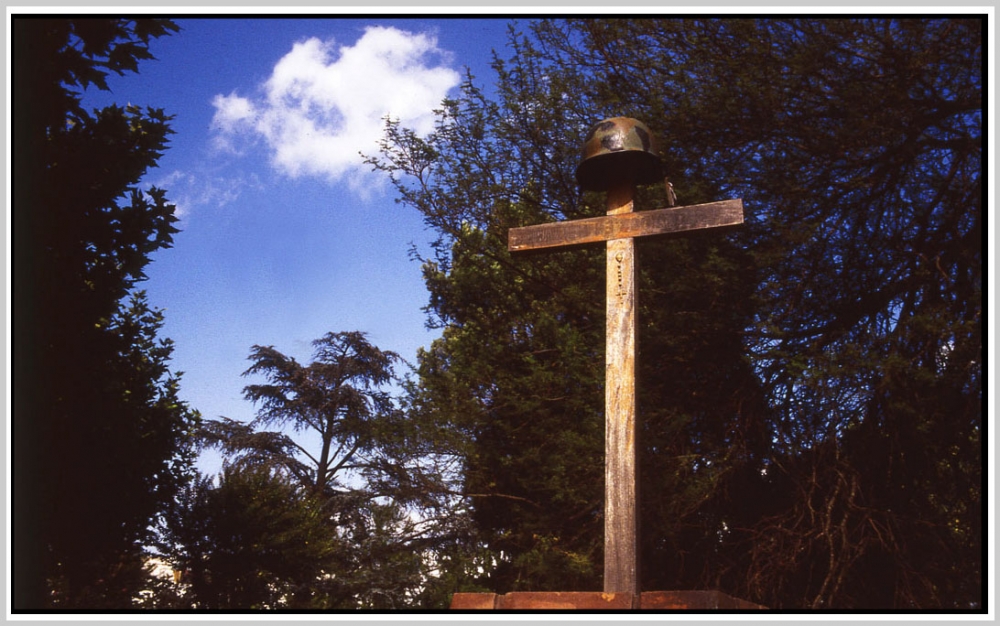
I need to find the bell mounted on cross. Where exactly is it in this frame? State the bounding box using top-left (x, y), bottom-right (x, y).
top-left (575, 117), bottom-right (664, 192)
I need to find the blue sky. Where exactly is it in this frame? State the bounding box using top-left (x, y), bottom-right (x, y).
top-left (80, 17), bottom-right (515, 473)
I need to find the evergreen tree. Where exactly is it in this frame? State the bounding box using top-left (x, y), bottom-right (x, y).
top-left (12, 18), bottom-right (199, 608)
top-left (373, 18), bottom-right (981, 608)
top-left (372, 26), bottom-right (767, 594)
top-left (531, 18), bottom-right (982, 608)
top-left (200, 332), bottom-right (400, 499)
top-left (160, 467), bottom-right (339, 609)
top-left (192, 332), bottom-right (440, 608)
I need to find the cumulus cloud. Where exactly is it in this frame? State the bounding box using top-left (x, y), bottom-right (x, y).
top-left (210, 26), bottom-right (461, 191)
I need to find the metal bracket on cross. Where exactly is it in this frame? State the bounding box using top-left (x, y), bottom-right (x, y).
top-left (507, 117), bottom-right (744, 595)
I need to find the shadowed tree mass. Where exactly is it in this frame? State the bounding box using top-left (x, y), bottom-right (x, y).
top-left (12, 18), bottom-right (200, 608)
top-left (371, 17), bottom-right (981, 609)
top-left (13, 17), bottom-right (981, 611)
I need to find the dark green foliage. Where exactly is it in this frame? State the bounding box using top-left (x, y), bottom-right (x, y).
top-left (201, 331), bottom-right (400, 498)
top-left (187, 332), bottom-right (447, 608)
top-left (536, 18), bottom-right (981, 609)
top-left (373, 18), bottom-right (981, 609)
top-left (371, 24), bottom-right (770, 595)
top-left (414, 223), bottom-right (609, 592)
top-left (13, 18), bottom-right (197, 608)
top-left (159, 467), bottom-right (339, 609)
top-left (329, 498), bottom-right (432, 609)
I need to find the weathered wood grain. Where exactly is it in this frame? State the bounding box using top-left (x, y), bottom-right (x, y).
top-left (604, 183), bottom-right (638, 595)
top-left (508, 199), bottom-right (744, 253)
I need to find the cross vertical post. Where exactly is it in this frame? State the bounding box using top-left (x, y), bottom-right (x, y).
top-left (506, 117), bottom-right (743, 599)
top-left (604, 182), bottom-right (638, 594)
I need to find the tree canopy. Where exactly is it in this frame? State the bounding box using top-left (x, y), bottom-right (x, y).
top-left (179, 332), bottom-right (442, 609)
top-left (200, 332), bottom-right (401, 498)
top-left (158, 466), bottom-right (339, 609)
top-left (372, 17), bottom-right (982, 609)
top-left (13, 17), bottom-right (980, 612)
top-left (13, 18), bottom-right (199, 608)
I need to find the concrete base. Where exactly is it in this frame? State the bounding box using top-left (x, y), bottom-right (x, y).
top-left (450, 590), bottom-right (766, 610)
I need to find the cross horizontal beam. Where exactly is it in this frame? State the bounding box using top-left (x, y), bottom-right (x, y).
top-left (508, 199), bottom-right (744, 253)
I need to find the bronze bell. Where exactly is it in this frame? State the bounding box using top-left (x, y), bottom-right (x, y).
top-left (575, 117), bottom-right (664, 192)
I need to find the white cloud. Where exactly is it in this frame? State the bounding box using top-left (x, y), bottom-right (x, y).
top-left (153, 169), bottom-right (263, 220)
top-left (212, 92), bottom-right (256, 132)
top-left (210, 26), bottom-right (460, 191)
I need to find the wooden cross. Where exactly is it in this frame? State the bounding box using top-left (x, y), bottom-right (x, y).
top-left (508, 182), bottom-right (743, 595)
